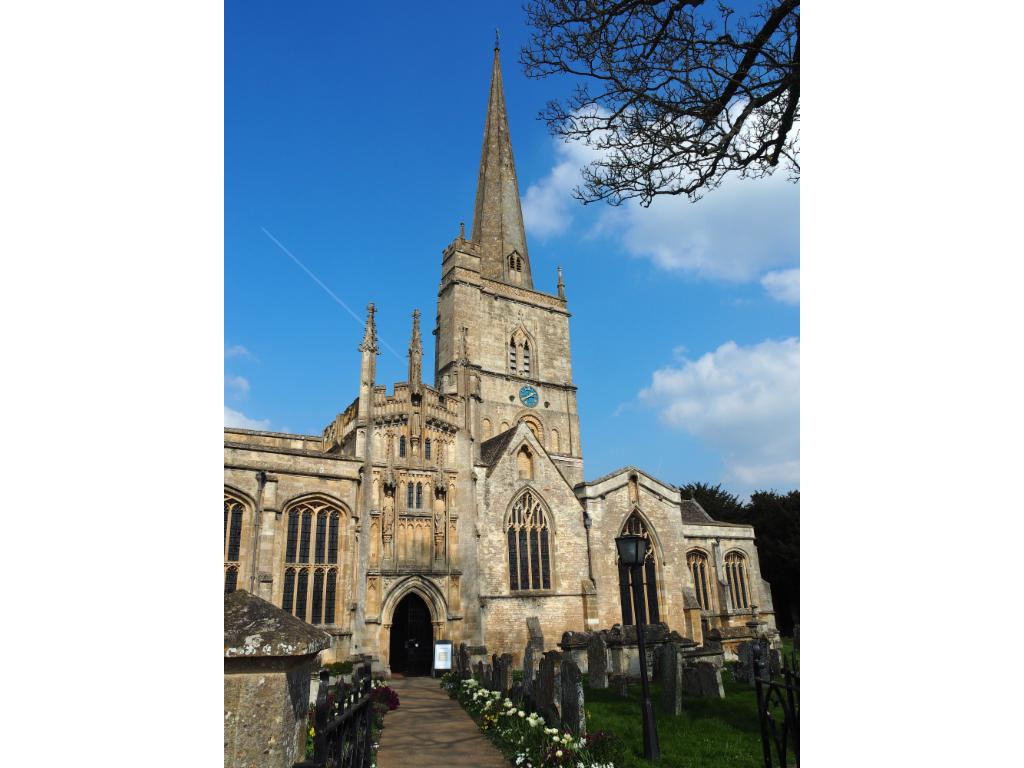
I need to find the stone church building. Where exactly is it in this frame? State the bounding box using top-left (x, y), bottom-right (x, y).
top-left (224, 46), bottom-right (777, 675)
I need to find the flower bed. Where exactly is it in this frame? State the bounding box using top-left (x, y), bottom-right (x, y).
top-left (440, 673), bottom-right (622, 768)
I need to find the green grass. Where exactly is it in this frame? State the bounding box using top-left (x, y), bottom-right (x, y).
top-left (585, 657), bottom-right (796, 768)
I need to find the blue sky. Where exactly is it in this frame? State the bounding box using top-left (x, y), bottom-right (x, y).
top-left (225, 1), bottom-right (799, 498)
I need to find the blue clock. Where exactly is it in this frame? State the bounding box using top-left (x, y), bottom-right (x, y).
top-left (519, 385), bottom-right (539, 408)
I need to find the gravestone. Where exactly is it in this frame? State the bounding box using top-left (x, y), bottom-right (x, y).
top-left (526, 616), bottom-right (545, 649)
top-left (587, 633), bottom-right (608, 689)
top-left (474, 660), bottom-right (484, 682)
top-left (695, 661), bottom-right (725, 698)
top-left (224, 590), bottom-right (332, 768)
top-left (523, 644), bottom-right (538, 697)
top-left (458, 642), bottom-right (471, 680)
top-left (560, 660), bottom-right (586, 736)
top-left (611, 673), bottom-right (628, 698)
top-left (660, 644), bottom-right (682, 715)
top-left (537, 651), bottom-right (563, 725)
top-left (491, 654), bottom-right (500, 691)
top-left (733, 641), bottom-right (754, 684)
top-left (499, 653), bottom-right (514, 695)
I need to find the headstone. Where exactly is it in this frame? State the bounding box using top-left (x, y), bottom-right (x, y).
top-left (560, 660), bottom-right (586, 736)
top-left (695, 661), bottom-right (725, 698)
top-left (499, 653), bottom-right (514, 695)
top-left (523, 644), bottom-right (538, 697)
top-left (224, 590), bottom-right (332, 768)
top-left (609, 644), bottom-right (624, 676)
top-left (491, 654), bottom-right (500, 690)
top-left (611, 673), bottom-right (628, 698)
top-left (474, 660), bottom-right (484, 682)
top-left (587, 633), bottom-right (608, 689)
top-left (660, 644), bottom-right (682, 715)
top-left (526, 616), bottom-right (545, 649)
top-left (537, 651), bottom-right (562, 725)
top-left (733, 641), bottom-right (754, 684)
top-left (458, 642), bottom-right (471, 680)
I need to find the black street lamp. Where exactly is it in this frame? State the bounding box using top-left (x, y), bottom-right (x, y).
top-left (615, 534), bottom-right (661, 761)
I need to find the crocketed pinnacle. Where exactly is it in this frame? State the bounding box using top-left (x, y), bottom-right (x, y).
top-left (471, 45), bottom-right (532, 287)
top-left (359, 302), bottom-right (378, 354)
top-left (408, 309), bottom-right (422, 388)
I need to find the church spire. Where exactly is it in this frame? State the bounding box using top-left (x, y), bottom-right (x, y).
top-left (408, 308), bottom-right (422, 391)
top-left (471, 42), bottom-right (533, 288)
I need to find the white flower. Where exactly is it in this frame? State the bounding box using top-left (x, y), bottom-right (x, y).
top-left (518, 710), bottom-right (525, 717)
top-left (556, 750), bottom-right (563, 758)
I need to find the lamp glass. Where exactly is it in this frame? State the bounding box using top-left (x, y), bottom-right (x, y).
top-left (615, 534), bottom-right (646, 566)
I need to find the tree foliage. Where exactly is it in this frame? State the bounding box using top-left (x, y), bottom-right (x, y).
top-left (681, 483), bottom-right (800, 636)
top-left (522, 0), bottom-right (800, 205)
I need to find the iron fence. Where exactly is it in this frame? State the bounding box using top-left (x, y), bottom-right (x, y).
top-left (752, 643), bottom-right (799, 768)
top-left (294, 669), bottom-right (374, 768)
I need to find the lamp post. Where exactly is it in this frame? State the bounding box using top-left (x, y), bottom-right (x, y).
top-left (615, 534), bottom-right (660, 761)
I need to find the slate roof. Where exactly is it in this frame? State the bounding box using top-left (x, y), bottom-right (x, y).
top-left (479, 427), bottom-right (519, 467)
top-left (680, 497), bottom-right (717, 524)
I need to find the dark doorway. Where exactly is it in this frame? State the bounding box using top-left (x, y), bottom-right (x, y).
top-left (389, 593), bottom-right (433, 676)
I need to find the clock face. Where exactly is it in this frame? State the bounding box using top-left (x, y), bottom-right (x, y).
top-left (519, 385), bottom-right (539, 408)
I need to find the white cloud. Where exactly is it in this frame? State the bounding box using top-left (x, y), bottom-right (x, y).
top-left (521, 133), bottom-right (799, 283)
top-left (225, 374), bottom-right (250, 400)
top-left (639, 338), bottom-right (799, 491)
top-left (225, 344), bottom-right (254, 360)
top-left (224, 406), bottom-right (270, 431)
top-left (761, 268), bottom-right (800, 304)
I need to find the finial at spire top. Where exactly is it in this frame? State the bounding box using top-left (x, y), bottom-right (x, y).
top-left (495, 27), bottom-right (500, 51)
top-left (360, 302), bottom-right (379, 354)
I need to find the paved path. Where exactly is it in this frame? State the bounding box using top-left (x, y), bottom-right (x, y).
top-left (376, 676), bottom-right (508, 768)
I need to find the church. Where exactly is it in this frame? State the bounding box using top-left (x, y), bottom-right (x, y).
top-left (223, 45), bottom-right (778, 675)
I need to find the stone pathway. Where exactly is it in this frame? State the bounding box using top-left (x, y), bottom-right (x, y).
top-left (376, 676), bottom-right (509, 768)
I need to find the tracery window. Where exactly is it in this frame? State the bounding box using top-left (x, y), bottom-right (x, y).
top-left (506, 490), bottom-right (551, 591)
top-left (508, 329), bottom-right (535, 377)
top-left (617, 512), bottom-right (660, 625)
top-left (725, 551), bottom-right (751, 610)
top-left (687, 550), bottom-right (713, 611)
top-left (282, 498), bottom-right (342, 625)
top-left (224, 493), bottom-right (245, 594)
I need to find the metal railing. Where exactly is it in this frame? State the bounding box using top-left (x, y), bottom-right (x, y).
top-left (752, 643), bottom-right (800, 768)
top-left (294, 669), bottom-right (374, 768)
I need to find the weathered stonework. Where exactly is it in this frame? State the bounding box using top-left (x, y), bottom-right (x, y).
top-left (223, 46), bottom-right (778, 682)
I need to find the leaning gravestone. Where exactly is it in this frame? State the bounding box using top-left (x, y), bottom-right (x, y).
top-left (611, 673), bottom-right (628, 698)
top-left (587, 633), bottom-right (608, 689)
top-left (560, 660), bottom-right (587, 736)
top-left (537, 651), bottom-right (563, 725)
top-left (660, 644), bottom-right (683, 715)
top-left (696, 661), bottom-right (725, 698)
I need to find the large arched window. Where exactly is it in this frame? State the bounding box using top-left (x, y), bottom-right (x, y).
top-left (282, 498), bottom-right (342, 625)
top-left (506, 490), bottom-right (551, 591)
top-left (618, 512), bottom-right (660, 625)
top-left (725, 551), bottom-right (751, 610)
top-left (687, 550), bottom-right (714, 611)
top-left (224, 493), bottom-right (246, 594)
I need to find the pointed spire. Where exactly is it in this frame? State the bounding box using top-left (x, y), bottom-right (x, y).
top-left (359, 302), bottom-right (378, 354)
top-left (557, 266), bottom-right (565, 300)
top-left (408, 309), bottom-right (422, 389)
top-left (471, 44), bottom-right (532, 287)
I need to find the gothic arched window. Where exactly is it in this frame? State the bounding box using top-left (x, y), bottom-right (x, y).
top-left (687, 550), bottom-right (713, 611)
top-left (406, 482), bottom-right (414, 508)
top-left (509, 341), bottom-right (517, 373)
top-left (224, 493), bottom-right (246, 594)
top-left (424, 438), bottom-right (432, 460)
top-left (725, 551), bottom-right (751, 610)
top-left (508, 329), bottom-right (536, 378)
top-left (415, 482), bottom-right (423, 509)
top-left (617, 512), bottom-right (660, 625)
top-left (507, 490), bottom-right (551, 591)
top-left (282, 498), bottom-right (342, 625)
top-left (399, 435), bottom-right (406, 458)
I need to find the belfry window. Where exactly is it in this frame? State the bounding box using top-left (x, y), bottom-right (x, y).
top-left (617, 512), bottom-right (660, 625)
top-left (509, 342), bottom-right (517, 374)
top-left (507, 490), bottom-right (551, 591)
top-left (725, 551), bottom-right (751, 610)
top-left (508, 330), bottom-right (535, 378)
top-left (687, 550), bottom-right (713, 611)
top-left (224, 493), bottom-right (245, 594)
top-left (282, 498), bottom-right (342, 625)
top-left (522, 342), bottom-right (530, 376)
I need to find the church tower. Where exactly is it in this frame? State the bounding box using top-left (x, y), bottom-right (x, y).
top-left (434, 42), bottom-right (583, 485)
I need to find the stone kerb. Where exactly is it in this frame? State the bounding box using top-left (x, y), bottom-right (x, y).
top-left (224, 590), bottom-right (332, 768)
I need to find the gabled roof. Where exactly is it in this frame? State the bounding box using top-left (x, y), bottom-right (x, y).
top-left (680, 497), bottom-right (717, 524)
top-left (479, 426), bottom-right (519, 467)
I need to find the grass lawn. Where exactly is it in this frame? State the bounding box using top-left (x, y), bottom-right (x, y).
top-left (585, 644), bottom-right (798, 768)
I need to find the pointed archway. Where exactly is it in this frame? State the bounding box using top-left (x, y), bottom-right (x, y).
top-left (388, 592), bottom-right (433, 676)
